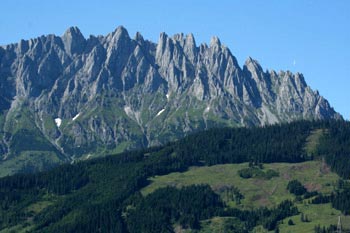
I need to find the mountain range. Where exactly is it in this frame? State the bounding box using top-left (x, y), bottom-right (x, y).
top-left (0, 26), bottom-right (341, 175)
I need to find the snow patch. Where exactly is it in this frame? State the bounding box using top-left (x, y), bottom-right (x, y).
top-left (124, 106), bottom-right (133, 117)
top-left (166, 93), bottom-right (169, 100)
top-left (156, 109), bottom-right (165, 117)
top-left (54, 118), bottom-right (62, 127)
top-left (86, 154), bottom-right (92, 159)
top-left (204, 106), bottom-right (210, 113)
top-left (123, 105), bottom-right (143, 125)
top-left (72, 113), bottom-right (81, 121)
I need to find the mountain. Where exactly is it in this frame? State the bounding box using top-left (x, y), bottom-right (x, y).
top-left (0, 26), bottom-right (341, 175)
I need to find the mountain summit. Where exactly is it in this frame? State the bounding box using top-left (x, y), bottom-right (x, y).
top-left (0, 26), bottom-right (341, 175)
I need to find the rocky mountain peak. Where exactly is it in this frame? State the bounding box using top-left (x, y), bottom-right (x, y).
top-left (172, 33), bottom-right (184, 43)
top-left (62, 26), bottom-right (86, 55)
top-left (244, 57), bottom-right (264, 74)
top-left (157, 32), bottom-right (168, 47)
top-left (112, 26), bottom-right (129, 39)
top-left (104, 26), bottom-right (131, 49)
top-left (134, 32), bottom-right (145, 43)
top-left (294, 72), bottom-right (307, 87)
top-left (245, 56), bottom-right (260, 66)
top-left (185, 33), bottom-right (196, 46)
top-left (210, 36), bottom-right (222, 48)
top-left (63, 26), bottom-right (82, 37)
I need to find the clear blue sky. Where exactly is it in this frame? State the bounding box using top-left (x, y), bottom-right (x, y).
top-left (1, 0), bottom-right (349, 119)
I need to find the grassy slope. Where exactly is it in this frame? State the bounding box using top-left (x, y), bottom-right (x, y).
top-left (0, 151), bottom-right (62, 177)
top-left (142, 161), bottom-right (336, 208)
top-left (304, 129), bottom-right (324, 156)
top-left (0, 106), bottom-right (64, 177)
top-left (142, 161), bottom-right (350, 232)
top-left (278, 203), bottom-right (348, 233)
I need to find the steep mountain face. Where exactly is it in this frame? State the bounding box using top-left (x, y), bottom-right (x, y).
top-left (0, 26), bottom-right (341, 175)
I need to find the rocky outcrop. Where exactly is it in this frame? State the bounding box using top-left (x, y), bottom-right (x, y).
top-left (0, 26), bottom-right (341, 174)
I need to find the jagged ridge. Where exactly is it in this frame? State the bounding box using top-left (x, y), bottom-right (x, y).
top-left (0, 26), bottom-right (341, 175)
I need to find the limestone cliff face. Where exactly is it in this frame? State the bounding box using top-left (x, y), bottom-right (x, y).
top-left (0, 26), bottom-right (341, 173)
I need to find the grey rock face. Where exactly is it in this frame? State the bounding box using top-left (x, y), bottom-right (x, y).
top-left (62, 27), bottom-right (86, 55)
top-left (0, 26), bottom-right (342, 173)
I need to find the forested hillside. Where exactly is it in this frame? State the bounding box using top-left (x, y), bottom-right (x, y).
top-left (0, 120), bottom-right (350, 232)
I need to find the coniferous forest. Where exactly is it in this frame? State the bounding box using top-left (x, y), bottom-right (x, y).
top-left (0, 120), bottom-right (350, 232)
